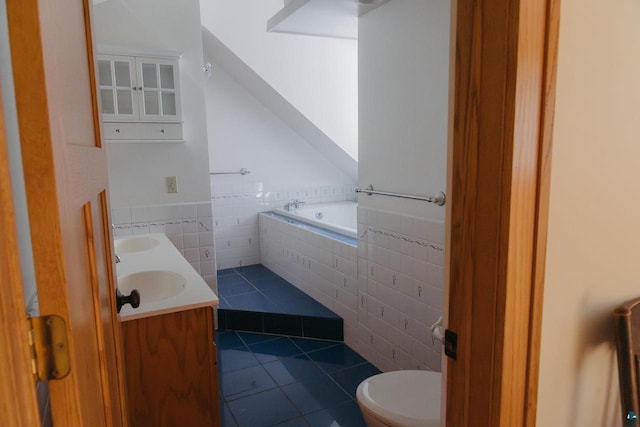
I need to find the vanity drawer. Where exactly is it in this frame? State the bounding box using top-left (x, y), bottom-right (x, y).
top-left (103, 122), bottom-right (183, 141)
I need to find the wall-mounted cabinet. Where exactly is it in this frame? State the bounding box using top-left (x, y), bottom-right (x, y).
top-left (97, 50), bottom-right (183, 142)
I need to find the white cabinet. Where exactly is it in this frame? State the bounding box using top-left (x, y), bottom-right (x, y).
top-left (97, 52), bottom-right (183, 142)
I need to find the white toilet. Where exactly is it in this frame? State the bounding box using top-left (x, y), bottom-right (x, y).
top-left (356, 370), bottom-right (441, 427)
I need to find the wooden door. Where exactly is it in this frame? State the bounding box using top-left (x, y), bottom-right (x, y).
top-left (446, 0), bottom-right (559, 425)
top-left (0, 83), bottom-right (42, 427)
top-left (5, 0), bottom-right (128, 425)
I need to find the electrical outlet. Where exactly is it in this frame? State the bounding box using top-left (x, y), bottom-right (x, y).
top-left (166, 176), bottom-right (178, 193)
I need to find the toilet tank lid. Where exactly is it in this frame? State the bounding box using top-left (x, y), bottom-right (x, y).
top-left (357, 370), bottom-right (441, 427)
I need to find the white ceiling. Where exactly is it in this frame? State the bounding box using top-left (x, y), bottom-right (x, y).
top-left (267, 0), bottom-right (391, 40)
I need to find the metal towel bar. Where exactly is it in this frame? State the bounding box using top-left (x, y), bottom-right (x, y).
top-left (355, 185), bottom-right (446, 206)
top-left (210, 168), bottom-right (250, 176)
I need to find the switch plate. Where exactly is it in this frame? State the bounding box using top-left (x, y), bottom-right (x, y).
top-left (166, 176), bottom-right (178, 193)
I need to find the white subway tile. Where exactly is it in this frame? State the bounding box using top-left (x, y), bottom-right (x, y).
top-left (358, 275), bottom-right (368, 292)
top-left (147, 206), bottom-right (167, 221)
top-left (203, 275), bottom-right (217, 293)
top-left (148, 223), bottom-right (166, 234)
top-left (422, 283), bottom-right (443, 311)
top-left (429, 222), bottom-right (446, 245)
top-left (180, 204), bottom-right (198, 218)
top-left (401, 215), bottom-right (415, 237)
top-left (424, 264), bottom-right (442, 290)
top-left (427, 245), bottom-right (445, 266)
top-left (165, 222), bottom-right (182, 235)
top-left (406, 317), bottom-right (429, 344)
top-left (388, 250), bottom-right (403, 272)
top-left (183, 233), bottom-right (199, 249)
top-left (183, 248), bottom-right (199, 263)
top-left (111, 208), bottom-right (131, 224)
top-left (367, 210), bottom-right (379, 228)
top-left (357, 207), bottom-right (368, 224)
top-left (391, 347), bottom-right (412, 370)
top-left (182, 220), bottom-right (198, 233)
top-left (410, 299), bottom-right (431, 325)
top-left (130, 207), bottom-right (149, 222)
top-left (413, 240), bottom-right (429, 261)
top-left (201, 261), bottom-right (216, 276)
top-left (411, 339), bottom-right (429, 365)
top-left (413, 259), bottom-right (429, 283)
top-left (190, 262), bottom-right (201, 274)
top-left (167, 235), bottom-right (183, 250)
top-left (377, 211), bottom-right (397, 232)
top-left (425, 348), bottom-right (442, 372)
top-left (114, 228), bottom-right (132, 237)
top-left (392, 325), bottom-right (413, 354)
top-left (131, 224), bottom-right (149, 235)
top-left (199, 232), bottom-right (214, 247)
top-left (381, 303), bottom-right (401, 329)
top-left (198, 217), bottom-right (214, 232)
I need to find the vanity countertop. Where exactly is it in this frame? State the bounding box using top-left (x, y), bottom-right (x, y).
top-left (115, 233), bottom-right (218, 321)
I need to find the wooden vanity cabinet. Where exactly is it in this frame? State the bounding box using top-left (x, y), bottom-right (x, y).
top-left (121, 306), bottom-right (220, 427)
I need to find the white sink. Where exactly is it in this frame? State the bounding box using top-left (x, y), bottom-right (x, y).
top-left (115, 236), bottom-right (160, 254)
top-left (118, 270), bottom-right (186, 303)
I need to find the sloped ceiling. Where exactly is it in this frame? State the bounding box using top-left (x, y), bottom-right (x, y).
top-left (202, 28), bottom-right (357, 181)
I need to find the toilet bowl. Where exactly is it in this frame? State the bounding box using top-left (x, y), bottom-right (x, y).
top-left (356, 370), bottom-right (441, 427)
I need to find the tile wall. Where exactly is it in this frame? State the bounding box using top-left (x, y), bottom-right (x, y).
top-left (260, 206), bottom-right (445, 373)
top-left (211, 176), bottom-right (356, 270)
top-left (111, 202), bottom-right (217, 292)
top-left (355, 207), bottom-right (445, 373)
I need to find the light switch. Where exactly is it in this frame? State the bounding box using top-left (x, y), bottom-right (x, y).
top-left (166, 176), bottom-right (178, 193)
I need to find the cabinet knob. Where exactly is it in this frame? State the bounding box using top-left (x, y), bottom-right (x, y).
top-left (115, 128), bottom-right (120, 133)
top-left (116, 288), bottom-right (140, 313)
top-left (160, 129), bottom-right (165, 134)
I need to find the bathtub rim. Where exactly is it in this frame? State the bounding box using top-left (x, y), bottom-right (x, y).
top-left (273, 201), bottom-right (357, 238)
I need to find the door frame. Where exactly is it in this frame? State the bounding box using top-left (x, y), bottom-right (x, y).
top-left (0, 0), bottom-right (560, 425)
top-left (446, 0), bottom-right (559, 425)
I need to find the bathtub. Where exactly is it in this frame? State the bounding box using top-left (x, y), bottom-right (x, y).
top-left (273, 201), bottom-right (357, 238)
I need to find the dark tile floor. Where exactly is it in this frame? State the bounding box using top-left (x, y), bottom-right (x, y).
top-left (217, 265), bottom-right (343, 340)
top-left (216, 330), bottom-right (381, 427)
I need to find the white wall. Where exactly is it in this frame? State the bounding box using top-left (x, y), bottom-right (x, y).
top-left (201, 0), bottom-right (358, 161)
top-left (358, 0), bottom-right (450, 221)
top-left (0, 0), bottom-right (38, 315)
top-left (205, 57), bottom-right (355, 269)
top-left (536, 0), bottom-right (640, 424)
top-left (206, 60), bottom-right (354, 192)
top-left (93, 0), bottom-right (211, 208)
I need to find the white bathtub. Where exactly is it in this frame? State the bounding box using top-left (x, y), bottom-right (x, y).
top-left (274, 201), bottom-right (357, 238)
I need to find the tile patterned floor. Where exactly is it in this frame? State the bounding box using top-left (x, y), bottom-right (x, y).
top-left (216, 330), bottom-right (381, 427)
top-left (217, 265), bottom-right (343, 340)
top-left (217, 265), bottom-right (338, 317)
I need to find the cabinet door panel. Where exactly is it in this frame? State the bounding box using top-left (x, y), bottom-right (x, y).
top-left (97, 54), bottom-right (138, 122)
top-left (136, 57), bottom-right (181, 122)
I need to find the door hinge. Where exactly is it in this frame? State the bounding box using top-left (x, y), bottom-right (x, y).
top-left (444, 329), bottom-right (458, 360)
top-left (27, 315), bottom-right (71, 381)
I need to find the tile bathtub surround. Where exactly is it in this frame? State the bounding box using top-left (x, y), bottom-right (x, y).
top-left (260, 213), bottom-right (359, 349)
top-left (210, 177), bottom-right (356, 270)
top-left (216, 330), bottom-right (378, 427)
top-left (260, 206), bottom-right (445, 373)
top-left (111, 202), bottom-right (217, 293)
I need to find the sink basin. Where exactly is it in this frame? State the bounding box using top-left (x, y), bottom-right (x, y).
top-left (118, 270), bottom-right (186, 304)
top-left (115, 236), bottom-right (160, 254)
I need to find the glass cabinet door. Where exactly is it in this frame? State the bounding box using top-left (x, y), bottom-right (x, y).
top-left (97, 55), bottom-right (137, 121)
top-left (136, 58), bottom-right (181, 122)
